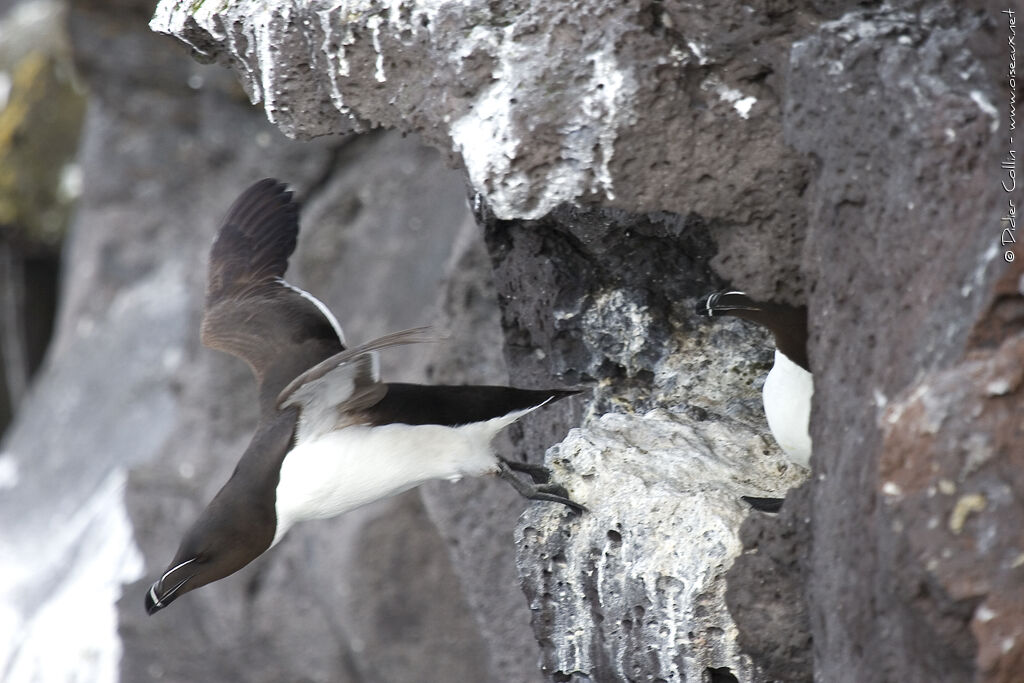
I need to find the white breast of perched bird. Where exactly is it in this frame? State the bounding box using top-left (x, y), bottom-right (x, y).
top-left (762, 349), bottom-right (814, 468)
top-left (271, 408), bottom-right (534, 546)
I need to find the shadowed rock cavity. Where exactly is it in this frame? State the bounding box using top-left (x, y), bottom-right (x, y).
top-left (475, 203), bottom-right (805, 680)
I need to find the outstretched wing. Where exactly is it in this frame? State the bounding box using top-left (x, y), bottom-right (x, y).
top-left (201, 179), bottom-right (345, 406)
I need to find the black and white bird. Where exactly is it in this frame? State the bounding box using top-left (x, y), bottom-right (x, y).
top-left (697, 290), bottom-right (812, 511)
top-left (145, 179), bottom-right (583, 615)
top-left (698, 290), bottom-right (812, 465)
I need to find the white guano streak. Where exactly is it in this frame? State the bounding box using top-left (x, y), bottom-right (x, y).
top-left (715, 84), bottom-right (757, 119)
top-left (452, 36), bottom-right (636, 219)
top-left (583, 48), bottom-right (628, 201)
top-left (317, 1), bottom-right (449, 113)
top-left (450, 24), bottom-right (521, 214)
top-left (366, 14), bottom-right (386, 82)
top-left (256, 5), bottom-right (286, 126)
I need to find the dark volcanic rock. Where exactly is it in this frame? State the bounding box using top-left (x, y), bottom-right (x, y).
top-left (477, 203), bottom-right (805, 680)
top-left (877, 261), bottom-right (1024, 683)
top-left (150, 0), bottom-right (815, 301)
top-left (783, 4), bottom-right (1016, 683)
top-left (3, 0), bottom-right (1015, 680)
top-left (725, 485), bottom-right (813, 682)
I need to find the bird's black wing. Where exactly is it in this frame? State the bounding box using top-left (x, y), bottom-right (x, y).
top-left (201, 179), bottom-right (345, 409)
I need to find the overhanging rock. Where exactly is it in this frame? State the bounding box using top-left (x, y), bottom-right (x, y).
top-left (150, 0), bottom-right (804, 233)
top-left (151, 0), bottom-right (639, 219)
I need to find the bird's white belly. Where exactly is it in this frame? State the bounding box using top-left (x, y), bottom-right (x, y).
top-left (762, 349), bottom-right (814, 468)
top-left (272, 420), bottom-right (504, 546)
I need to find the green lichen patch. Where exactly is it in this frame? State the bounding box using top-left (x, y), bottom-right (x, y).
top-left (0, 51), bottom-right (87, 249)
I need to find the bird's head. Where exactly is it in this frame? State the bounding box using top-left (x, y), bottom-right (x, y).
top-left (696, 289), bottom-right (810, 371)
top-left (145, 488), bottom-right (275, 615)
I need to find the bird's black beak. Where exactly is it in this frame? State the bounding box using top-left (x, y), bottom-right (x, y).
top-left (145, 582), bottom-right (170, 615)
top-left (696, 290), bottom-right (751, 317)
top-left (695, 292), bottom-right (717, 317)
top-left (145, 558), bottom-right (197, 615)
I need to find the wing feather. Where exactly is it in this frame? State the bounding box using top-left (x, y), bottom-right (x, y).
top-left (200, 179), bottom-right (344, 402)
top-left (276, 326), bottom-right (440, 410)
top-left (277, 327), bottom-right (440, 440)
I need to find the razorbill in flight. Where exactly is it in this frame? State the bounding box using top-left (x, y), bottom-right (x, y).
top-left (697, 290), bottom-right (812, 512)
top-left (145, 179), bottom-right (583, 615)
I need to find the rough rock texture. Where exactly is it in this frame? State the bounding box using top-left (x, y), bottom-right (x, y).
top-left (725, 486), bottom-right (813, 682)
top-left (878, 274), bottom-right (1024, 683)
top-left (783, 5), bottom-right (1017, 682)
top-left (477, 204), bottom-right (805, 680)
top-left (515, 411), bottom-right (800, 681)
top-left (2, 0), bottom-right (1014, 681)
top-left (416, 223), bottom-right (555, 683)
top-left (150, 0), bottom-right (813, 300)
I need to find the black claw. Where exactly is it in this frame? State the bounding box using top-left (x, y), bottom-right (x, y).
top-left (499, 458), bottom-right (552, 483)
top-left (535, 482), bottom-right (570, 498)
top-left (531, 491), bottom-right (588, 514)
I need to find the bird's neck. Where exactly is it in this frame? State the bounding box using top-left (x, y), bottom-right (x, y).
top-left (722, 303), bottom-right (809, 372)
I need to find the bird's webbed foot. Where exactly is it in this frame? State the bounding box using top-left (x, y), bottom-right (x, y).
top-left (498, 457), bottom-right (552, 483)
top-left (497, 460), bottom-right (586, 514)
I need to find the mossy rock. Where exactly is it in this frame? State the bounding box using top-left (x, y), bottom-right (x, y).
top-left (0, 50), bottom-right (87, 249)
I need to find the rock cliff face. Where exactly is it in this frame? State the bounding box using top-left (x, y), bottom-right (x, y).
top-left (781, 7), bottom-right (1018, 682)
top-left (0, 0), bottom-right (1016, 681)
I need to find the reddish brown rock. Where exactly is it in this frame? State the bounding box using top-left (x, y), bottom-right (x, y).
top-left (879, 260), bottom-right (1024, 683)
